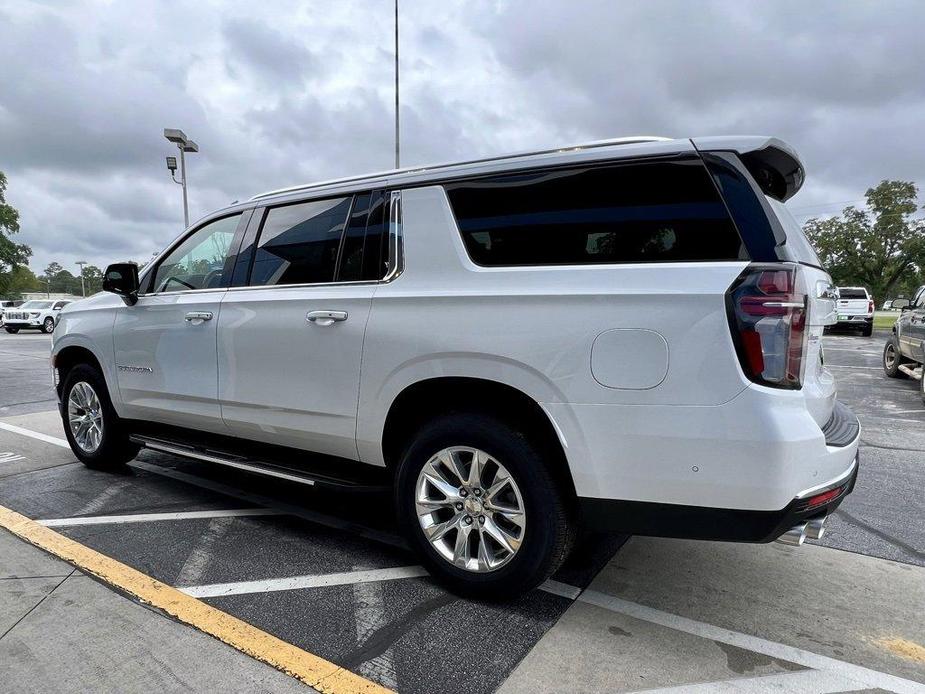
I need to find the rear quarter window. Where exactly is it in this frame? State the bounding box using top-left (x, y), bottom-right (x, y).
top-left (445, 159), bottom-right (746, 266)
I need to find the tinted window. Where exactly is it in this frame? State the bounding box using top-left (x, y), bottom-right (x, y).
top-left (251, 197), bottom-right (351, 286)
top-left (838, 288), bottom-right (867, 299)
top-left (446, 159), bottom-right (745, 266)
top-left (152, 214), bottom-right (241, 293)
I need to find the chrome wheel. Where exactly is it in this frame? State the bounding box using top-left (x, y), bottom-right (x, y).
top-left (68, 382), bottom-right (104, 453)
top-left (415, 446), bottom-right (526, 573)
top-left (884, 342), bottom-right (896, 369)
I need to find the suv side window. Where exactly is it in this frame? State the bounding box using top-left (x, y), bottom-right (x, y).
top-left (250, 197), bottom-right (352, 286)
top-left (53, 301), bottom-right (67, 310)
top-left (151, 213), bottom-right (242, 293)
top-left (337, 190), bottom-right (388, 282)
top-left (445, 159), bottom-right (745, 266)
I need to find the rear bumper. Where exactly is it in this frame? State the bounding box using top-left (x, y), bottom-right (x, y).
top-left (580, 453), bottom-right (858, 542)
top-left (833, 315), bottom-right (872, 325)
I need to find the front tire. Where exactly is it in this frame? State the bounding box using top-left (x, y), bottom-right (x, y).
top-left (883, 337), bottom-right (908, 378)
top-left (395, 412), bottom-right (573, 599)
top-left (43, 317), bottom-right (55, 333)
top-left (61, 364), bottom-right (140, 469)
top-left (4, 326), bottom-right (19, 334)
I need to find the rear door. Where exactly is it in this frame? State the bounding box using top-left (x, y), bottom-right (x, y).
top-left (217, 190), bottom-right (389, 459)
top-left (113, 212), bottom-right (248, 431)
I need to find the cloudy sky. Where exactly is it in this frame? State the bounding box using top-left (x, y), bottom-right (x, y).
top-left (1, 0), bottom-right (924, 275)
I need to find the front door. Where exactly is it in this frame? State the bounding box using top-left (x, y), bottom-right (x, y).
top-left (218, 191), bottom-right (388, 460)
top-left (113, 212), bottom-right (245, 431)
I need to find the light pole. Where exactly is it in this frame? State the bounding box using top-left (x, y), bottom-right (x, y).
top-left (75, 261), bottom-right (87, 297)
top-left (394, 0), bottom-right (400, 169)
top-left (163, 129), bottom-right (199, 228)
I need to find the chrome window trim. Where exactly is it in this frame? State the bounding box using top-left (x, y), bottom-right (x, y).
top-left (383, 190), bottom-right (404, 282)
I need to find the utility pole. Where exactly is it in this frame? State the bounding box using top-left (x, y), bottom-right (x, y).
top-left (394, 0), bottom-right (400, 169)
top-left (75, 261), bottom-right (87, 297)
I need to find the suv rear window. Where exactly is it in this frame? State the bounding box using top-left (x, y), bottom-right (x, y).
top-left (445, 159), bottom-right (745, 266)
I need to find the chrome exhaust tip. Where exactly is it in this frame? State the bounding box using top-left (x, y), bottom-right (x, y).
top-left (805, 516), bottom-right (826, 540)
top-left (776, 523), bottom-right (807, 546)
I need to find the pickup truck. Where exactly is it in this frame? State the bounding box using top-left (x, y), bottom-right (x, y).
top-left (831, 287), bottom-right (874, 335)
top-left (883, 284), bottom-right (925, 404)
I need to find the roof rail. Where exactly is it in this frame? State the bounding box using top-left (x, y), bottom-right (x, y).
top-left (249, 135), bottom-right (672, 201)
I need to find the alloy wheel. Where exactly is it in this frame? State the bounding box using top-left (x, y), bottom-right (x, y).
top-left (884, 343), bottom-right (896, 369)
top-left (415, 446), bottom-right (526, 573)
top-left (68, 381), bottom-right (104, 453)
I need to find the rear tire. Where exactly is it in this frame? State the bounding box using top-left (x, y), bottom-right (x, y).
top-left (4, 326), bottom-right (19, 334)
top-left (861, 323), bottom-right (873, 337)
top-left (883, 337), bottom-right (907, 378)
top-left (395, 412), bottom-right (574, 599)
top-left (61, 364), bottom-right (140, 469)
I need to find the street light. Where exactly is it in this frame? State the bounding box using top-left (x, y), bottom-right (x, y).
top-left (163, 128), bottom-right (198, 228)
top-left (75, 261), bottom-right (87, 297)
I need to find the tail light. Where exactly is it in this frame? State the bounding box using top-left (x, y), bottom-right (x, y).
top-left (727, 265), bottom-right (807, 389)
top-left (867, 300), bottom-right (874, 315)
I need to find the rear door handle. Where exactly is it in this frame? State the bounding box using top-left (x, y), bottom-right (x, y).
top-left (306, 310), bottom-right (347, 326)
top-left (184, 311), bottom-right (213, 323)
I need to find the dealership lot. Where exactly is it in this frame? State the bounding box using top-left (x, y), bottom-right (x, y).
top-left (1, 331), bottom-right (923, 693)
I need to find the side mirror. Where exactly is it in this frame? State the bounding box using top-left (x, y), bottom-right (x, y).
top-left (890, 298), bottom-right (911, 311)
top-left (103, 263), bottom-right (140, 305)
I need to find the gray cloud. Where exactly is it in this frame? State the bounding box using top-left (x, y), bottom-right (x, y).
top-left (0, 0), bottom-right (923, 275)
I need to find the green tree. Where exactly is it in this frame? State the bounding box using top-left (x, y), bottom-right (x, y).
top-left (804, 180), bottom-right (925, 301)
top-left (0, 171), bottom-right (33, 296)
top-left (81, 264), bottom-right (104, 295)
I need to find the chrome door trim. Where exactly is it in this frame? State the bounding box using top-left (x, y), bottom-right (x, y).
top-left (131, 438), bottom-right (316, 486)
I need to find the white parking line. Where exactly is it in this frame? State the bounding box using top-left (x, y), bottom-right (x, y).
top-left (578, 589), bottom-right (924, 694)
top-left (0, 421), bottom-right (69, 448)
top-left (38, 508), bottom-right (284, 527)
top-left (180, 566), bottom-right (430, 598)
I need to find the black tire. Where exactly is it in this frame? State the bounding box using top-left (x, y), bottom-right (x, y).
top-left (920, 369), bottom-right (925, 405)
top-left (4, 326), bottom-right (19, 334)
top-left (395, 412), bottom-right (574, 599)
top-left (861, 322), bottom-right (873, 337)
top-left (43, 317), bottom-right (55, 334)
top-left (61, 364), bottom-right (140, 469)
top-left (883, 337), bottom-right (907, 378)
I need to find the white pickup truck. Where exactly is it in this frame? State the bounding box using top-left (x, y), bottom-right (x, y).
top-left (832, 287), bottom-right (874, 336)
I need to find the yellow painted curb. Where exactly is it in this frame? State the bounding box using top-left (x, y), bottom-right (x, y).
top-left (0, 504), bottom-right (393, 694)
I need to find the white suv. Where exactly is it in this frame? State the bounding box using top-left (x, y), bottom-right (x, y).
top-left (52, 136), bottom-right (859, 597)
top-left (5, 300), bottom-right (70, 334)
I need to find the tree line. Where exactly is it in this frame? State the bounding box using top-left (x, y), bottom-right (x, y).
top-left (3, 167), bottom-right (924, 303)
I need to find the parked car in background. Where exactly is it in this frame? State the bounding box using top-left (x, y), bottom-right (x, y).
top-left (3, 300), bottom-right (71, 334)
top-left (51, 135), bottom-right (859, 597)
top-left (883, 285), bottom-right (925, 404)
top-left (830, 286), bottom-right (874, 335)
top-left (0, 300), bottom-right (24, 326)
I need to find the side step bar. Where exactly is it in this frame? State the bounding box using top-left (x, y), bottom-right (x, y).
top-left (897, 364), bottom-right (923, 380)
top-left (129, 435), bottom-right (391, 493)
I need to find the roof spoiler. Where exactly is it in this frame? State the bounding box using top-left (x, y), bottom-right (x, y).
top-left (691, 136), bottom-right (804, 202)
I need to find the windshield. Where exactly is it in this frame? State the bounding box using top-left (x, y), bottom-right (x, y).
top-left (20, 301), bottom-right (53, 309)
top-left (767, 198), bottom-right (823, 268)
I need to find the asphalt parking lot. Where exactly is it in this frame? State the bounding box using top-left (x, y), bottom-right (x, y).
top-left (1, 329), bottom-right (923, 693)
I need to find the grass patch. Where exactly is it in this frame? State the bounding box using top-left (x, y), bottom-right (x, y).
top-left (874, 311), bottom-right (900, 330)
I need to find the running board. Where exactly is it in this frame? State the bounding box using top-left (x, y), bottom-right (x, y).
top-left (897, 364), bottom-right (923, 380)
top-left (129, 434), bottom-right (390, 493)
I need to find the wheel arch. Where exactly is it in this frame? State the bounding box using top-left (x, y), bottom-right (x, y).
top-left (381, 376), bottom-right (577, 500)
top-left (53, 344), bottom-right (108, 398)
